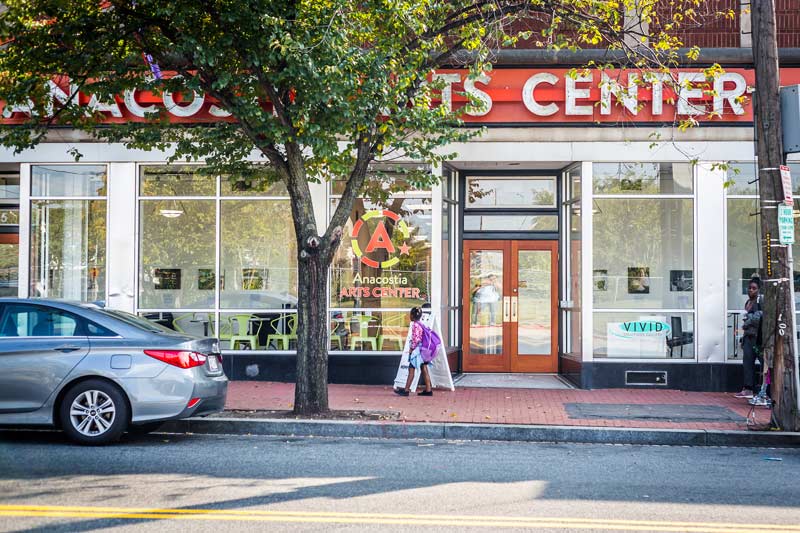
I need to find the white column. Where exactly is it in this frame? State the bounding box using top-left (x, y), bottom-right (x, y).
top-left (18, 164), bottom-right (30, 297)
top-left (695, 162), bottom-right (726, 363)
top-left (431, 164), bottom-right (443, 314)
top-left (580, 161), bottom-right (594, 362)
top-left (106, 163), bottom-right (137, 312)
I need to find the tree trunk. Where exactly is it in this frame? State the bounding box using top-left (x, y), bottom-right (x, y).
top-left (752, 0), bottom-right (800, 431)
top-left (293, 251), bottom-right (330, 414)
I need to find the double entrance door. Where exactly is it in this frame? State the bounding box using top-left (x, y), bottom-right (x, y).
top-left (462, 240), bottom-right (558, 373)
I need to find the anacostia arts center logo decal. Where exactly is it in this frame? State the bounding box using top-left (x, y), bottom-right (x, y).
top-left (339, 209), bottom-right (421, 300)
top-left (351, 209), bottom-right (411, 268)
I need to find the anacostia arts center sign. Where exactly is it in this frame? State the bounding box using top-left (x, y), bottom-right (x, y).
top-left (4, 68), bottom-right (800, 125)
top-left (340, 209), bottom-right (421, 300)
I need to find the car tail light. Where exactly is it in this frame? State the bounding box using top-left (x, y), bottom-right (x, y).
top-left (144, 350), bottom-right (207, 369)
top-left (187, 398), bottom-right (201, 408)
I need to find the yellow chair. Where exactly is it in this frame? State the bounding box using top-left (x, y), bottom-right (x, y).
top-left (230, 314), bottom-right (261, 350)
top-left (350, 314), bottom-right (378, 350)
top-left (266, 314), bottom-right (298, 350)
top-left (377, 314), bottom-right (407, 351)
top-left (171, 313), bottom-right (195, 334)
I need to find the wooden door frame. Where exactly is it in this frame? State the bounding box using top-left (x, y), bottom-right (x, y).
top-left (462, 239), bottom-right (559, 373)
top-left (510, 240), bottom-right (559, 373)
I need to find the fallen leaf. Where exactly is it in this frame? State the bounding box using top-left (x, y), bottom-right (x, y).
top-left (450, 413), bottom-right (457, 418)
top-left (485, 416), bottom-right (491, 420)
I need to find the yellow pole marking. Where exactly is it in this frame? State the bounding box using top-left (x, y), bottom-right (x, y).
top-left (0, 505), bottom-right (798, 532)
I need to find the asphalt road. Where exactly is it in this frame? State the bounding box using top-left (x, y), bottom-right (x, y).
top-left (0, 430), bottom-right (799, 532)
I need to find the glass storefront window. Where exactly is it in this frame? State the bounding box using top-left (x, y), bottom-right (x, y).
top-left (726, 198), bottom-right (760, 312)
top-left (466, 177), bottom-right (556, 208)
top-left (463, 214), bottom-right (558, 232)
top-left (0, 209), bottom-right (19, 225)
top-left (564, 163), bottom-right (581, 357)
top-left (725, 163), bottom-right (758, 195)
top-left (592, 163), bottom-right (693, 195)
top-left (592, 162), bottom-right (694, 359)
top-left (220, 174), bottom-right (288, 197)
top-left (725, 163), bottom-right (766, 359)
top-left (139, 200), bottom-right (215, 309)
top-left (140, 165), bottom-right (216, 196)
top-left (330, 198), bottom-right (431, 310)
top-left (593, 311), bottom-right (695, 359)
top-left (220, 200), bottom-right (297, 309)
top-left (30, 200), bottom-right (107, 301)
top-left (593, 198), bottom-right (693, 309)
top-left (330, 164), bottom-right (430, 195)
top-left (0, 166), bottom-right (20, 199)
top-left (329, 310), bottom-right (410, 351)
top-left (0, 238), bottom-right (18, 297)
top-left (137, 166), bottom-right (297, 351)
top-left (32, 165), bottom-right (107, 197)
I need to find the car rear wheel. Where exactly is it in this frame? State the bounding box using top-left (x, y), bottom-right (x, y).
top-left (59, 379), bottom-right (129, 445)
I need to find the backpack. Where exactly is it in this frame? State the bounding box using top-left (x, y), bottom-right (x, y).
top-left (418, 322), bottom-right (442, 363)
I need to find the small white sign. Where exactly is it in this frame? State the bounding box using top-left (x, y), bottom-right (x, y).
top-left (780, 165), bottom-right (793, 205)
top-left (778, 204), bottom-right (795, 245)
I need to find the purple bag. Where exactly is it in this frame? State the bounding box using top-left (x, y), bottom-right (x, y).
top-left (418, 323), bottom-right (442, 363)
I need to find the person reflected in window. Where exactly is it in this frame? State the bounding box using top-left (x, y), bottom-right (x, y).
top-left (472, 274), bottom-right (501, 325)
top-left (735, 278), bottom-right (763, 399)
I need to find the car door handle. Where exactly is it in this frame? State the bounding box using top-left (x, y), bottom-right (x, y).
top-left (54, 344), bottom-right (82, 353)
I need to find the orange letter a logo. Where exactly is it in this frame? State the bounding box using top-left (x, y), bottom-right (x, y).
top-left (364, 222), bottom-right (396, 254)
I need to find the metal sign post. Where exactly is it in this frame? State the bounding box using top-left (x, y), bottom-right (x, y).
top-left (778, 165), bottom-right (800, 419)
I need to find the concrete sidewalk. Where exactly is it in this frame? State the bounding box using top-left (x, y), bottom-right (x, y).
top-left (225, 381), bottom-right (771, 431)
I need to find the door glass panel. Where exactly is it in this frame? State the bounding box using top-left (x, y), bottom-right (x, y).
top-left (517, 250), bottom-right (551, 355)
top-left (468, 250), bottom-right (503, 354)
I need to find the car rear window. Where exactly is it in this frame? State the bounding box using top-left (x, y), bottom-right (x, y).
top-left (94, 309), bottom-right (172, 334)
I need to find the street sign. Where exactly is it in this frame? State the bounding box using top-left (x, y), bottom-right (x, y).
top-left (778, 204), bottom-right (795, 244)
top-left (780, 165), bottom-right (793, 205)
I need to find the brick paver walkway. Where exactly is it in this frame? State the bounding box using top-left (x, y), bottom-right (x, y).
top-left (226, 382), bottom-right (772, 431)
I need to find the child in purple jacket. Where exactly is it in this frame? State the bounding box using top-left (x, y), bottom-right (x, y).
top-left (394, 307), bottom-right (433, 397)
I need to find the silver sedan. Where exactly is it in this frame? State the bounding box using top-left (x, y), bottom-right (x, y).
top-left (0, 299), bottom-right (227, 444)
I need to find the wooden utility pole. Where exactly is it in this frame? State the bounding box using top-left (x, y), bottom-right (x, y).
top-left (751, 0), bottom-right (799, 431)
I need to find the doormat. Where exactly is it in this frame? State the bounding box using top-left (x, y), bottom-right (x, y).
top-left (564, 403), bottom-right (746, 423)
top-left (455, 373), bottom-right (574, 389)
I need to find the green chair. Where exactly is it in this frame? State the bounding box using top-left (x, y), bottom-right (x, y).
top-left (207, 313), bottom-right (234, 343)
top-left (171, 313), bottom-right (195, 334)
top-left (377, 314), bottom-right (406, 351)
top-left (266, 314), bottom-right (298, 350)
top-left (330, 314), bottom-right (348, 350)
top-left (230, 314), bottom-right (261, 350)
top-left (350, 314), bottom-right (378, 350)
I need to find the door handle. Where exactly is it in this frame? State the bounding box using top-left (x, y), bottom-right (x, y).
top-left (511, 296), bottom-right (518, 323)
top-left (54, 344), bottom-right (82, 353)
top-left (503, 296), bottom-right (511, 322)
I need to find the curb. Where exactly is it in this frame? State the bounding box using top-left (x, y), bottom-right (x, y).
top-left (160, 417), bottom-right (800, 447)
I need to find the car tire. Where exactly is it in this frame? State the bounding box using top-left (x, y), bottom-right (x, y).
top-left (126, 422), bottom-right (163, 436)
top-left (59, 379), bottom-right (129, 445)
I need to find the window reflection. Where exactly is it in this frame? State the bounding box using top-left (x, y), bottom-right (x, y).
top-left (139, 200), bottom-right (215, 309)
top-left (467, 177), bottom-right (556, 208)
top-left (331, 198), bottom-right (431, 309)
top-left (30, 200), bottom-right (106, 302)
top-left (220, 200), bottom-right (297, 309)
